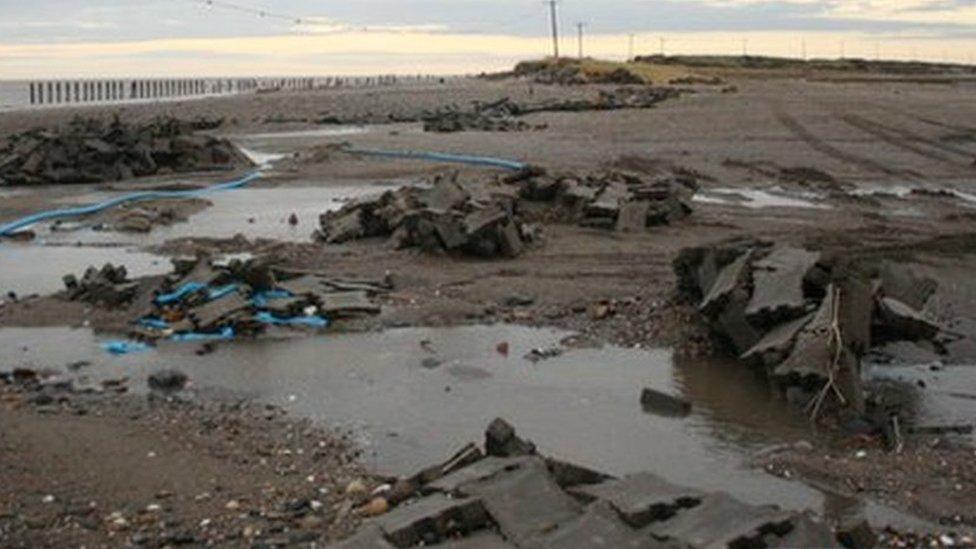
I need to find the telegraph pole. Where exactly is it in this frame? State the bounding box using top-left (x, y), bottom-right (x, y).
top-left (577, 22), bottom-right (585, 59)
top-left (546, 0), bottom-right (560, 58)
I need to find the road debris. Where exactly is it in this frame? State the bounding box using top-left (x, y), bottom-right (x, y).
top-left (0, 115), bottom-right (252, 186)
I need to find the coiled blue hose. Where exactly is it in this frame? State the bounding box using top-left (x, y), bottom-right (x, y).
top-left (0, 171), bottom-right (262, 238)
top-left (344, 147), bottom-right (527, 171)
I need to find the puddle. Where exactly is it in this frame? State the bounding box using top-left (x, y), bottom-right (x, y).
top-left (233, 126), bottom-right (370, 141)
top-left (0, 244), bottom-right (167, 297)
top-left (850, 183), bottom-right (976, 207)
top-left (694, 188), bottom-right (827, 209)
top-left (869, 363), bottom-right (976, 444)
top-left (33, 182), bottom-right (407, 246)
top-left (0, 324), bottom-right (933, 530)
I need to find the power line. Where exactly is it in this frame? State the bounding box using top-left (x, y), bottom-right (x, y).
top-left (190, 0), bottom-right (304, 24)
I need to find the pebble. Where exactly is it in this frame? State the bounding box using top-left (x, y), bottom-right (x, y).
top-left (358, 497), bottom-right (389, 517)
top-left (41, 495), bottom-right (55, 504)
top-left (345, 479), bottom-right (367, 496)
top-left (225, 500), bottom-right (240, 511)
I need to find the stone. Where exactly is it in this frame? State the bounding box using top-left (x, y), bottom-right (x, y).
top-left (435, 531), bottom-right (516, 548)
top-left (716, 289), bottom-right (762, 356)
top-left (318, 291), bottom-right (382, 318)
top-left (147, 370), bottom-right (188, 392)
top-left (745, 247), bottom-right (819, 325)
top-left (372, 494), bottom-right (490, 548)
top-left (568, 472), bottom-right (704, 528)
top-left (544, 458), bottom-right (615, 489)
top-left (773, 514), bottom-right (839, 548)
top-left (485, 418), bottom-right (536, 457)
top-left (190, 292), bottom-right (250, 330)
top-left (639, 388), bottom-right (692, 418)
top-left (836, 518), bottom-right (877, 549)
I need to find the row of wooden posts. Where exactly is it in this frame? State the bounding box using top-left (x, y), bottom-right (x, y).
top-left (28, 75), bottom-right (434, 107)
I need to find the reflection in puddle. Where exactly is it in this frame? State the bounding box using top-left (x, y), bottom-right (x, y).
top-left (234, 126), bottom-right (369, 140)
top-left (0, 324), bottom-right (932, 530)
top-left (0, 244), bottom-right (167, 296)
top-left (694, 188), bottom-right (827, 209)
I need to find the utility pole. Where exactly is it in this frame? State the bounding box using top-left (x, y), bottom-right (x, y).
top-left (577, 22), bottom-right (585, 59)
top-left (628, 33), bottom-right (635, 61)
top-left (546, 0), bottom-right (559, 58)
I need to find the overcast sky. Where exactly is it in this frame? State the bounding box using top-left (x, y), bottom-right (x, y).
top-left (2, 0), bottom-right (976, 77)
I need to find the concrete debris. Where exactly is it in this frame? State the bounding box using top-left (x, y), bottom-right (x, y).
top-left (639, 388), bottom-right (693, 418)
top-left (512, 59), bottom-right (647, 86)
top-left (0, 116), bottom-right (252, 186)
top-left (328, 420), bottom-right (838, 549)
top-left (674, 240), bottom-right (953, 422)
top-left (147, 370), bottom-right (189, 392)
top-left (423, 98), bottom-right (540, 133)
top-left (318, 176), bottom-right (533, 258)
top-left (485, 417), bottom-right (537, 458)
top-left (61, 255), bottom-right (388, 345)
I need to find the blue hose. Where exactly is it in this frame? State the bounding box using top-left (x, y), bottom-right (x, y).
top-left (0, 171), bottom-right (262, 238)
top-left (344, 147), bottom-right (527, 171)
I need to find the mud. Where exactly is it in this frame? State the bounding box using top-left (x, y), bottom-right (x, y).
top-left (3, 68), bottom-right (976, 543)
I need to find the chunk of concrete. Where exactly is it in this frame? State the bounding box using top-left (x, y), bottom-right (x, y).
top-left (699, 252), bottom-right (751, 315)
top-left (190, 292), bottom-right (249, 330)
top-left (545, 458), bottom-right (615, 490)
top-left (534, 501), bottom-right (656, 549)
top-left (648, 493), bottom-right (794, 548)
top-left (436, 531), bottom-right (516, 548)
top-left (745, 247), bottom-right (819, 325)
top-left (878, 262), bottom-right (937, 311)
top-left (640, 388), bottom-right (692, 419)
top-left (876, 297), bottom-right (940, 342)
top-left (459, 459), bottom-right (582, 546)
top-left (426, 456), bottom-right (538, 494)
top-left (775, 286), bottom-right (838, 379)
top-left (485, 418), bottom-right (536, 458)
top-left (318, 291), bottom-right (381, 317)
top-left (330, 525), bottom-right (394, 548)
top-left (716, 289), bottom-right (762, 356)
top-left (616, 201), bottom-right (650, 232)
top-left (741, 313), bottom-right (814, 364)
top-left (772, 514), bottom-right (839, 548)
top-left (372, 494), bottom-right (490, 548)
top-left (568, 472), bottom-right (703, 528)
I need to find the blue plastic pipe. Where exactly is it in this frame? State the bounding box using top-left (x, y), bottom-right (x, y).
top-left (0, 171), bottom-right (262, 238)
top-left (344, 147), bottom-right (527, 172)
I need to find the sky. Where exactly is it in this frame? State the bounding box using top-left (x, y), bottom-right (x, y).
top-left (2, 0), bottom-right (976, 78)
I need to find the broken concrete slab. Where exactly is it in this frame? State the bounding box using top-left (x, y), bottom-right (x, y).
top-left (615, 201), bottom-right (650, 232)
top-left (318, 291), bottom-right (382, 317)
top-left (878, 261), bottom-right (937, 312)
top-left (716, 289), bottom-right (762, 356)
top-left (569, 472), bottom-right (703, 528)
top-left (435, 531), bottom-right (517, 548)
top-left (648, 492), bottom-right (794, 548)
top-left (331, 525), bottom-right (395, 548)
top-left (190, 292), bottom-right (250, 330)
top-left (742, 313), bottom-right (814, 365)
top-left (459, 460), bottom-right (583, 546)
top-left (699, 252), bottom-right (751, 315)
top-left (876, 297), bottom-right (941, 342)
top-left (544, 458), bottom-right (615, 490)
top-left (534, 501), bottom-right (657, 549)
top-left (745, 247), bottom-right (819, 325)
top-left (426, 456), bottom-right (538, 494)
top-left (372, 494), bottom-right (490, 548)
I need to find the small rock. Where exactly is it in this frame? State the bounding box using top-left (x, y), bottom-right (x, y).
top-left (345, 479), bottom-right (368, 497)
top-left (147, 370), bottom-right (188, 392)
top-left (358, 497), bottom-right (389, 517)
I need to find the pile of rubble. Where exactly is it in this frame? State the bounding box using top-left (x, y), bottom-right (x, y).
top-left (0, 116), bottom-right (252, 186)
top-left (513, 59), bottom-right (647, 85)
top-left (512, 168), bottom-right (697, 231)
top-left (318, 175), bottom-right (531, 258)
top-left (331, 419), bottom-right (839, 548)
top-left (318, 167), bottom-right (697, 257)
top-left (674, 240), bottom-right (958, 422)
top-left (62, 256), bottom-right (387, 347)
top-left (421, 88), bottom-right (681, 134)
top-left (422, 98), bottom-right (539, 133)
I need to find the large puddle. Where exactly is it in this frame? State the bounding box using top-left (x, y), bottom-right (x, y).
top-left (0, 244), bottom-right (168, 297)
top-left (35, 181), bottom-right (406, 246)
top-left (0, 324), bottom-right (932, 530)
